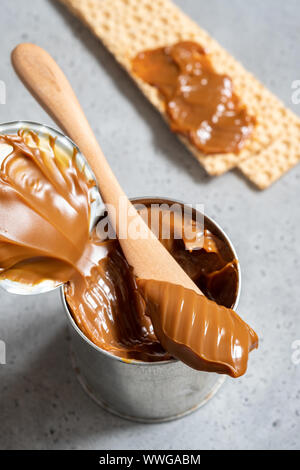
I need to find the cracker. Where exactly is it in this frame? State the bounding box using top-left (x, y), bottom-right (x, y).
top-left (238, 110), bottom-right (300, 189)
top-left (58, 0), bottom-right (300, 187)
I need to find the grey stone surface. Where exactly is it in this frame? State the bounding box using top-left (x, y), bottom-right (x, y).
top-left (0, 0), bottom-right (299, 450)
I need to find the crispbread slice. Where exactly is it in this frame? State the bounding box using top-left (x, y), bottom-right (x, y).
top-left (238, 110), bottom-right (300, 189)
top-left (58, 0), bottom-right (300, 186)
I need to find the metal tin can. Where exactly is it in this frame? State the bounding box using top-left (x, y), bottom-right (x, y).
top-left (0, 121), bottom-right (241, 422)
top-left (61, 197), bottom-right (241, 423)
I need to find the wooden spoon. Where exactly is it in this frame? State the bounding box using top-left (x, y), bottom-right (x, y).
top-left (11, 43), bottom-right (202, 295)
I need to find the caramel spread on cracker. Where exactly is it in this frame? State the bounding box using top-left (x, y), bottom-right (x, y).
top-left (132, 41), bottom-right (255, 154)
top-left (0, 132), bottom-right (258, 375)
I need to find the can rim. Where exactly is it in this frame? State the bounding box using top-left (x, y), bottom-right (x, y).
top-left (1, 119), bottom-right (79, 152)
top-left (0, 119), bottom-right (100, 197)
top-left (0, 119), bottom-right (101, 295)
top-left (61, 196), bottom-right (241, 367)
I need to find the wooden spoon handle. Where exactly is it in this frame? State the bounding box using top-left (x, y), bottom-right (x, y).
top-left (12, 43), bottom-right (124, 213)
top-left (11, 43), bottom-right (202, 293)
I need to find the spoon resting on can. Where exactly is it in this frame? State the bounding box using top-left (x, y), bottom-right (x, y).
top-left (11, 43), bottom-right (258, 377)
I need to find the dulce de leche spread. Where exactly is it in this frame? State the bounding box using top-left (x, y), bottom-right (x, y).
top-left (0, 130), bottom-right (258, 377)
top-left (0, 130), bottom-right (93, 286)
top-left (132, 41), bottom-right (255, 154)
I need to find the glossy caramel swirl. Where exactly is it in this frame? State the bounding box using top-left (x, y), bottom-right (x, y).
top-left (0, 130), bottom-right (93, 285)
top-left (66, 233), bottom-right (169, 361)
top-left (132, 41), bottom-right (255, 154)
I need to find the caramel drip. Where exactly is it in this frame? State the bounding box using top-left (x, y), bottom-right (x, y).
top-left (138, 279), bottom-right (258, 377)
top-left (132, 41), bottom-right (255, 154)
top-left (65, 236), bottom-right (170, 361)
